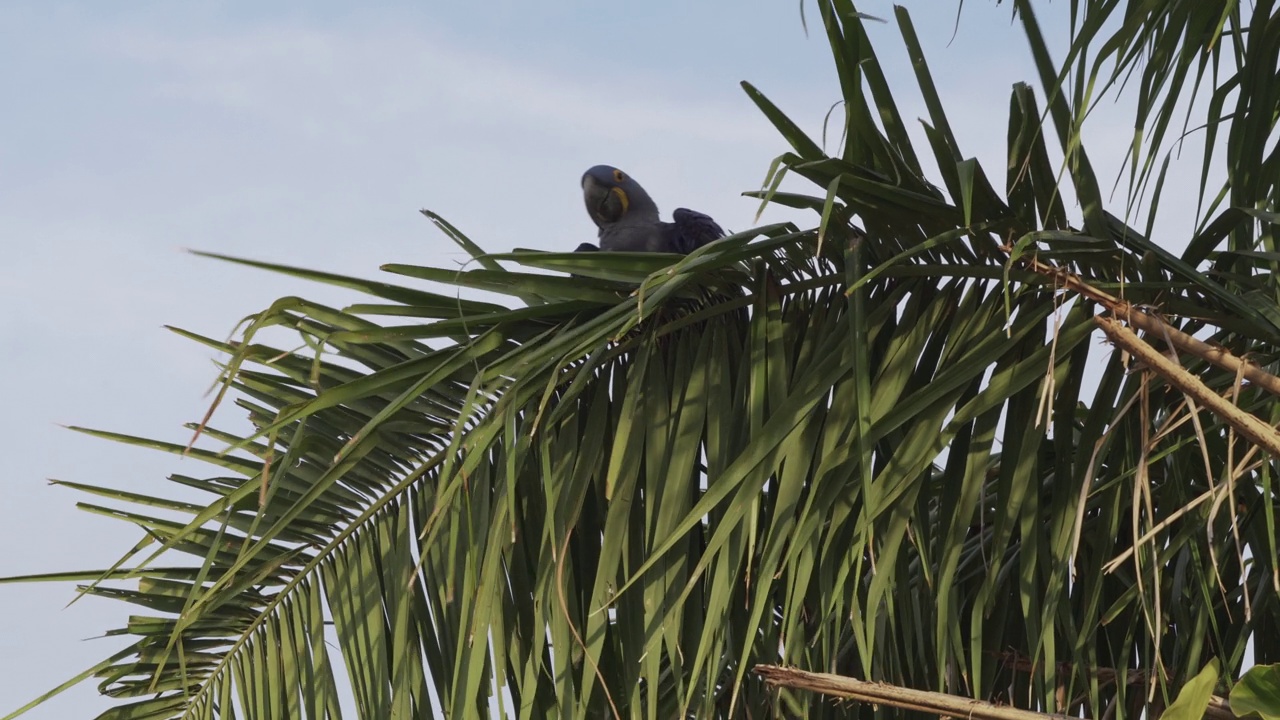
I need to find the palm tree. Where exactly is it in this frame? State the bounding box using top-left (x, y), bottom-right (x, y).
top-left (5, 1), bottom-right (1279, 718)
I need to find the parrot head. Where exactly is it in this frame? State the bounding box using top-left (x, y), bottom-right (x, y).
top-left (581, 165), bottom-right (657, 226)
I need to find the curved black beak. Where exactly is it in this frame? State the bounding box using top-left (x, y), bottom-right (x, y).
top-left (582, 174), bottom-right (628, 225)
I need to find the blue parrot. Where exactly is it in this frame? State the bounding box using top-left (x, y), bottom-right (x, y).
top-left (576, 165), bottom-right (725, 253)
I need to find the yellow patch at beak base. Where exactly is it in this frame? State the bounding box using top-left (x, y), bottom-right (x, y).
top-left (610, 186), bottom-right (629, 214)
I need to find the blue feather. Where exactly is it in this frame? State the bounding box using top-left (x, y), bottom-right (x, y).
top-left (661, 208), bottom-right (725, 254)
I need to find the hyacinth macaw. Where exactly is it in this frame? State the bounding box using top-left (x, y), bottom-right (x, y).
top-left (576, 165), bottom-right (725, 253)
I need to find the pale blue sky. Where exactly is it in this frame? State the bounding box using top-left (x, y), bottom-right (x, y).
top-left (0, 2), bottom-right (1207, 717)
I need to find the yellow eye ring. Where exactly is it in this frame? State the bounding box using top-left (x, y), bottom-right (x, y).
top-left (612, 169), bottom-right (627, 183)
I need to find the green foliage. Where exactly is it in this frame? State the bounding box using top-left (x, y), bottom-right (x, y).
top-left (1162, 660), bottom-right (1220, 720)
top-left (1232, 663), bottom-right (1280, 720)
top-left (5, 1), bottom-right (1280, 718)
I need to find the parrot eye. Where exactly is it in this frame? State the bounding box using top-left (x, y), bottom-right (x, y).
top-left (612, 169), bottom-right (627, 183)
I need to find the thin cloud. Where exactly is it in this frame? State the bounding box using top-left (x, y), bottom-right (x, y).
top-left (100, 24), bottom-right (778, 147)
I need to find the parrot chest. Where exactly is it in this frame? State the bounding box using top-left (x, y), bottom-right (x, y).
top-left (598, 222), bottom-right (668, 252)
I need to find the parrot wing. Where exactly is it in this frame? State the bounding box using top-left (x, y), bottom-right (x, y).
top-left (660, 208), bottom-right (725, 254)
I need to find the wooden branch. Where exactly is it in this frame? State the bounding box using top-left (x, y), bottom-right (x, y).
top-left (993, 653), bottom-right (1237, 720)
top-left (754, 665), bottom-right (1237, 720)
top-left (1122, 310), bottom-right (1280, 399)
top-left (994, 651), bottom-right (1148, 687)
top-left (753, 665), bottom-right (1074, 720)
top-left (1017, 254), bottom-right (1280, 398)
top-left (1206, 696), bottom-right (1237, 720)
top-left (1094, 315), bottom-right (1280, 459)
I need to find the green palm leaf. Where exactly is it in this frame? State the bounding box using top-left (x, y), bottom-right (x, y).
top-left (6, 1), bottom-right (1280, 718)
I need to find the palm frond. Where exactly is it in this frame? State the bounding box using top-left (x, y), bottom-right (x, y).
top-left (7, 2), bottom-right (1280, 719)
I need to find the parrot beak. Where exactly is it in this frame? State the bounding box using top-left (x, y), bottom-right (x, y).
top-left (583, 174), bottom-right (629, 225)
